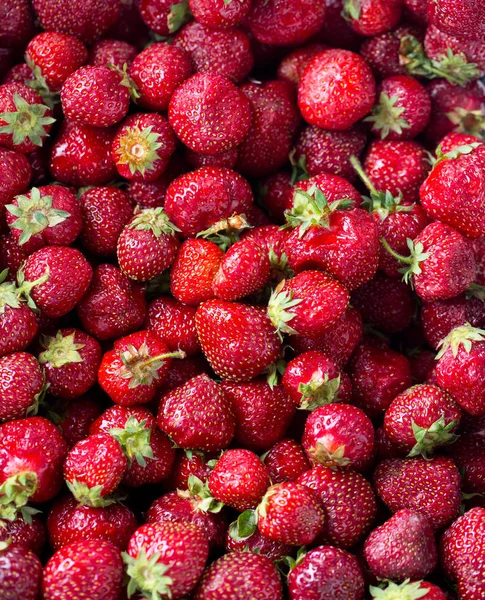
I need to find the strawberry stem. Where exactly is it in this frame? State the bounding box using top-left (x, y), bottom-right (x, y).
top-left (137, 349), bottom-right (186, 370)
top-left (350, 155), bottom-right (377, 196)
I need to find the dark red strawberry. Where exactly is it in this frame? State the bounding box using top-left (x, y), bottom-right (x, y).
top-left (299, 466), bottom-right (376, 549)
top-left (263, 439), bottom-right (310, 484)
top-left (0, 539), bottom-right (42, 600)
top-left (259, 171), bottom-right (293, 223)
top-left (147, 296), bottom-right (201, 357)
top-left (225, 524), bottom-right (291, 561)
top-left (288, 546), bottom-right (365, 600)
top-left (0, 352), bottom-right (44, 422)
top-left (57, 395), bottom-right (103, 448)
top-left (0, 0), bottom-right (35, 48)
top-left (370, 580), bottom-right (447, 600)
top-left (343, 0), bottom-right (402, 36)
top-left (189, 0), bottom-right (251, 28)
top-left (124, 521), bottom-right (209, 600)
top-left (0, 147), bottom-right (31, 215)
top-left (424, 25), bottom-right (485, 78)
top-left (157, 356), bottom-right (210, 398)
top-left (428, 0), bottom-right (485, 41)
top-left (0, 235), bottom-right (28, 278)
top-left (158, 374), bottom-right (235, 451)
top-left (185, 146), bottom-right (238, 170)
top-left (277, 43), bottom-right (327, 90)
top-left (373, 455), bottom-right (461, 529)
top-left (89, 38), bottom-right (137, 69)
top-left (360, 25), bottom-right (420, 80)
top-left (41, 539), bottom-right (123, 600)
top-left (77, 264), bottom-right (146, 341)
top-left (449, 433), bottom-right (485, 495)
top-left (47, 494), bottom-right (137, 551)
top-left (302, 404), bottom-right (374, 471)
top-left (364, 509), bottom-right (437, 580)
top-left (168, 449), bottom-right (214, 492)
top-left (0, 513), bottom-right (46, 555)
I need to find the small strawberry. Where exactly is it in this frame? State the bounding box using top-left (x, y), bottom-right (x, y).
top-left (360, 25), bottom-right (420, 80)
top-left (41, 540), bottom-right (124, 600)
top-left (370, 580), bottom-right (447, 600)
top-left (0, 514), bottom-right (46, 555)
top-left (277, 43), bottom-right (328, 90)
top-left (225, 524), bottom-right (291, 561)
top-left (123, 521), bottom-right (209, 600)
top-left (189, 0), bottom-right (251, 29)
top-left (57, 395), bottom-right (103, 448)
top-left (0, 352), bottom-right (44, 422)
top-left (158, 356), bottom-right (210, 398)
top-left (0, 539), bottom-right (42, 600)
top-left (263, 439), bottom-right (310, 484)
top-left (168, 449), bottom-right (214, 492)
top-left (89, 39), bottom-right (137, 69)
top-left (343, 0), bottom-right (402, 36)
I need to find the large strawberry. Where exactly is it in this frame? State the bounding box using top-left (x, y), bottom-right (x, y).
top-left (0, 352), bottom-right (44, 422)
top-left (428, 0), bottom-right (485, 41)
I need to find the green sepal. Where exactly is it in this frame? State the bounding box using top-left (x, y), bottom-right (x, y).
top-left (115, 124), bottom-right (162, 176)
top-left (436, 322), bottom-right (485, 360)
top-left (265, 358), bottom-right (287, 390)
top-left (467, 283), bottom-right (485, 301)
top-left (0, 93), bottom-right (55, 147)
top-left (364, 92), bottom-right (411, 139)
top-left (129, 207), bottom-right (181, 238)
top-left (380, 237), bottom-right (429, 288)
top-left (408, 415), bottom-right (458, 458)
top-left (435, 141), bottom-right (481, 164)
top-left (289, 149), bottom-right (310, 185)
top-left (167, 0), bottom-right (192, 34)
top-left (0, 472), bottom-right (38, 521)
top-left (108, 63), bottom-right (140, 102)
top-left (370, 579), bottom-right (430, 600)
top-left (38, 331), bottom-right (85, 368)
top-left (267, 282), bottom-right (303, 340)
top-left (0, 270), bottom-right (24, 314)
top-left (66, 480), bottom-right (118, 508)
top-left (16, 267), bottom-right (50, 311)
top-left (181, 475), bottom-right (224, 513)
top-left (117, 343), bottom-right (185, 388)
top-left (229, 509), bottom-right (258, 542)
top-left (123, 548), bottom-right (174, 600)
top-left (445, 107), bottom-right (485, 137)
top-left (343, 0), bottom-right (361, 21)
top-left (109, 417), bottom-right (153, 467)
top-left (310, 441), bottom-right (351, 468)
top-left (298, 374), bottom-right (341, 411)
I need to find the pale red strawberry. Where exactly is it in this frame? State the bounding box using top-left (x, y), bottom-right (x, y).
top-left (0, 351), bottom-right (44, 422)
top-left (147, 296), bottom-right (201, 357)
top-left (263, 439), bottom-right (310, 484)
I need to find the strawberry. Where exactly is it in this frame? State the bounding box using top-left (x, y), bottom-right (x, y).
top-left (170, 238), bottom-right (224, 306)
top-left (370, 580), bottom-right (447, 600)
top-left (277, 43), bottom-right (328, 90)
top-left (174, 22), bottom-right (254, 84)
top-left (349, 343), bottom-right (412, 417)
top-left (0, 83), bottom-right (54, 154)
top-left (47, 494), bottom-right (137, 551)
top-left (41, 539), bottom-right (124, 600)
top-left (6, 186), bottom-right (82, 254)
top-left (31, 0), bottom-right (120, 44)
top-left (285, 171), bottom-right (363, 210)
top-left (57, 395), bottom-right (102, 447)
top-left (124, 521), bottom-right (209, 600)
top-left (0, 0), bottom-right (35, 48)
top-left (428, 0), bottom-right (485, 41)
top-left (302, 403), bottom-right (374, 471)
top-left (0, 352), bottom-right (44, 422)
top-left (64, 433), bottom-right (127, 506)
top-left (185, 146), bottom-right (238, 170)
top-left (168, 449), bottom-right (214, 492)
top-left (439, 132), bottom-right (483, 155)
top-left (195, 552), bottom-right (282, 599)
top-left (434, 324), bottom-right (485, 416)
top-left (77, 264), bottom-right (146, 341)
top-left (25, 32), bottom-right (88, 93)
top-left (0, 416), bottom-right (67, 520)
top-left (343, 0), bottom-right (402, 36)
top-left (0, 539), bottom-right (42, 600)
top-left (384, 384), bottom-right (461, 457)
top-left (117, 208), bottom-right (180, 281)
top-left (89, 38), bottom-right (137, 69)
top-left (169, 72), bottom-right (251, 155)
top-left (373, 455), bottom-right (461, 529)
top-left (196, 299), bottom-right (281, 382)
top-left (225, 524), bottom-right (291, 560)
top-left (137, 0), bottom-right (192, 36)
top-left (0, 514), bottom-right (46, 555)
top-left (299, 466), bottom-right (376, 549)
top-left (20, 245), bottom-right (92, 318)
top-left (360, 26), bottom-right (419, 80)
top-left (298, 49), bottom-right (376, 130)
top-left (449, 434), bottom-right (485, 495)
top-left (221, 379), bottom-right (296, 451)
top-left (208, 448), bottom-right (270, 511)
top-left (147, 296), bottom-right (201, 357)
top-left (235, 80), bottom-right (300, 178)
top-left (0, 147), bottom-right (31, 215)
top-left (263, 439), bottom-right (310, 484)
top-left (248, 0), bottom-right (326, 46)
top-left (158, 374), bottom-right (235, 451)
top-left (157, 356), bottom-right (210, 398)
top-left (164, 167), bottom-right (253, 237)
top-left (287, 546), bottom-right (365, 600)
top-left (111, 112), bottom-right (176, 182)
top-left (79, 186), bottom-right (133, 257)
top-left (364, 509), bottom-right (437, 581)
top-left (49, 121), bottom-right (117, 187)
top-left (420, 143), bottom-right (485, 239)
top-left (424, 25), bottom-right (485, 78)
top-left (98, 330), bottom-right (184, 406)
top-left (189, 0), bottom-right (251, 29)
top-left (259, 172), bottom-right (293, 222)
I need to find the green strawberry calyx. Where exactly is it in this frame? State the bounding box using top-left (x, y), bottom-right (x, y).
top-left (230, 508), bottom-right (258, 542)
top-left (66, 480), bottom-right (118, 508)
top-left (115, 125), bottom-right (162, 176)
top-left (177, 474), bottom-right (224, 513)
top-left (267, 281), bottom-right (303, 341)
top-left (108, 63), bottom-right (140, 102)
top-left (370, 578), bottom-right (430, 600)
top-left (289, 149), bottom-right (310, 185)
top-left (197, 213), bottom-right (251, 251)
top-left (129, 207), bottom-right (181, 238)
top-left (380, 237), bottom-right (430, 287)
top-left (0, 269), bottom-right (24, 314)
top-left (38, 331), bottom-right (85, 368)
top-left (408, 415), bottom-right (458, 458)
top-left (343, 0), bottom-right (361, 21)
top-left (0, 93), bottom-right (55, 147)
top-left (109, 417), bottom-right (154, 467)
top-left (123, 548), bottom-right (174, 600)
top-left (446, 107), bottom-right (485, 138)
top-left (167, 0), bottom-right (192, 34)
top-left (311, 440), bottom-right (352, 468)
top-left (364, 92), bottom-right (411, 139)
top-left (24, 54), bottom-right (59, 108)
top-left (298, 373), bottom-right (342, 411)
top-left (0, 472), bottom-right (38, 522)
top-left (117, 342), bottom-right (186, 388)
top-left (16, 267), bottom-right (50, 312)
top-left (435, 322), bottom-right (485, 360)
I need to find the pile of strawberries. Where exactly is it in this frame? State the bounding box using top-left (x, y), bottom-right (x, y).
top-left (1, 0), bottom-right (485, 598)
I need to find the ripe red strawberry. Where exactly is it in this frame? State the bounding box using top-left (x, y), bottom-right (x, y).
top-left (77, 264), bottom-right (146, 341)
top-left (0, 352), bottom-right (44, 422)
top-left (0, 513), bottom-right (46, 555)
top-left (0, 539), bottom-right (42, 600)
top-left (147, 296), bottom-right (201, 357)
top-left (117, 208), bottom-right (180, 281)
top-left (428, 0), bottom-right (485, 41)
top-left (364, 509), bottom-right (437, 581)
top-left (185, 146), bottom-right (238, 170)
top-left (168, 449), bottom-right (214, 492)
top-left (189, 0), bottom-right (251, 28)
top-left (41, 539), bottom-right (123, 600)
top-left (89, 38), bottom-right (137, 69)
top-left (288, 546), bottom-right (365, 600)
top-left (6, 185), bottom-right (82, 254)
top-left (111, 112), bottom-right (176, 182)
top-left (20, 245), bottom-right (92, 318)
top-left (349, 343), bottom-right (412, 417)
top-left (208, 448), bottom-right (270, 511)
top-left (25, 31), bottom-right (88, 93)
top-left (57, 395), bottom-right (103, 448)
top-left (169, 72), bottom-right (251, 155)
top-left (0, 417), bottom-right (67, 519)
top-left (439, 132), bottom-right (483, 155)
top-left (0, 147), bottom-right (31, 213)
top-left (370, 581), bottom-right (447, 600)
top-left (259, 172), bottom-right (293, 222)
top-left (298, 49), bottom-right (376, 130)
top-left (360, 25), bottom-right (420, 80)
top-left (170, 238), bottom-right (224, 306)
top-left (0, 0), bottom-right (35, 48)
top-left (49, 121), bottom-right (117, 187)
top-left (235, 80), bottom-right (300, 178)
top-left (196, 299), bottom-right (281, 382)
top-left (129, 42), bottom-right (192, 112)
top-left (197, 551), bottom-right (282, 599)
top-left (277, 43), bottom-right (327, 90)
top-left (157, 356), bottom-right (210, 398)
top-left (263, 439), bottom-right (310, 484)
top-left (343, 0), bottom-right (402, 36)
top-left (220, 379), bottom-right (295, 451)
top-left (256, 481), bottom-right (324, 546)
top-left (158, 374), bottom-right (235, 451)
top-left (124, 521), bottom-right (209, 600)
top-left (0, 270), bottom-right (38, 357)
top-left (449, 433), bottom-right (485, 495)
top-left (424, 25), bottom-right (485, 78)
top-left (384, 384), bottom-right (461, 456)
top-left (64, 433), bottom-right (127, 506)
top-left (164, 167), bottom-right (253, 237)
top-left (225, 523), bottom-right (291, 560)
top-left (47, 494), bottom-right (138, 551)
top-left (0, 82), bottom-right (54, 154)
top-left (373, 455), bottom-right (461, 529)
top-left (302, 404), bottom-right (374, 471)
top-left (248, 0), bottom-right (326, 46)
top-left (98, 330), bottom-right (183, 406)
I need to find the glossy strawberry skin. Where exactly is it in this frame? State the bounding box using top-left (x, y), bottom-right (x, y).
top-left (346, 0), bottom-right (402, 36)
top-left (188, 0), bottom-right (251, 28)
top-left (0, 147), bottom-right (31, 211)
top-left (0, 542), bottom-right (42, 600)
top-left (89, 39), bottom-right (137, 69)
top-left (0, 352), bottom-right (43, 422)
top-left (0, 514), bottom-right (46, 555)
top-left (147, 296), bottom-right (201, 357)
top-left (277, 43), bottom-right (328, 90)
top-left (263, 439), bottom-right (310, 484)
top-left (0, 302), bottom-right (38, 358)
